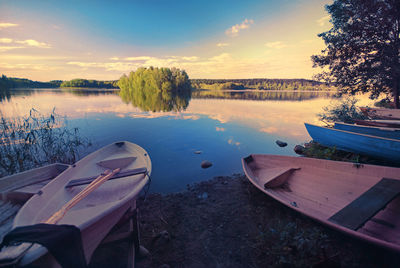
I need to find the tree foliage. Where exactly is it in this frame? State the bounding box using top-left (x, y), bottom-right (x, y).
top-left (312, 0), bottom-right (400, 107)
top-left (117, 67), bottom-right (192, 112)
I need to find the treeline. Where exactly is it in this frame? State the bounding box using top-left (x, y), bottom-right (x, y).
top-left (0, 75), bottom-right (61, 90)
top-left (118, 67), bottom-right (191, 112)
top-left (60, 79), bottom-right (118, 88)
top-left (191, 78), bottom-right (333, 91)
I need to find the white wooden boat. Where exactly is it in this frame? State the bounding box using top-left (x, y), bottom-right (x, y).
top-left (0, 141), bottom-right (151, 267)
top-left (242, 154), bottom-right (400, 252)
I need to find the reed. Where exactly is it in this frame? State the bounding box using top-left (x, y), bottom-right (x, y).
top-left (0, 108), bottom-right (91, 177)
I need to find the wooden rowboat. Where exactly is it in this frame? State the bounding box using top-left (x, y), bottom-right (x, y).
top-left (353, 119), bottom-right (400, 129)
top-left (334, 122), bottom-right (400, 140)
top-left (0, 141), bottom-right (151, 267)
top-left (242, 154), bottom-right (400, 252)
top-left (305, 123), bottom-right (400, 162)
top-left (360, 107), bottom-right (400, 120)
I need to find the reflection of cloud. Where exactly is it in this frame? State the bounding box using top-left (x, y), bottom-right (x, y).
top-left (317, 15), bottom-right (330, 26)
top-left (260, 127), bottom-right (278, 134)
top-left (265, 41), bottom-right (287, 49)
top-left (228, 138), bottom-right (240, 146)
top-left (225, 19), bottom-right (254, 37)
top-left (0, 23), bottom-right (18, 29)
top-left (216, 127), bottom-right (225, 132)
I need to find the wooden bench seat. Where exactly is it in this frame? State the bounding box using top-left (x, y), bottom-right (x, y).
top-left (328, 178), bottom-right (400, 230)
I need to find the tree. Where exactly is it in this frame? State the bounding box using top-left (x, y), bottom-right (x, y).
top-left (312, 0), bottom-right (400, 108)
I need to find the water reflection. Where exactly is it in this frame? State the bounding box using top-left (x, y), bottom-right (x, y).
top-left (119, 87), bottom-right (191, 112)
top-left (192, 90), bottom-right (335, 101)
top-left (0, 89), bottom-right (377, 192)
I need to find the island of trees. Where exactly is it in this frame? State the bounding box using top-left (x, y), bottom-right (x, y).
top-left (118, 67), bottom-right (192, 112)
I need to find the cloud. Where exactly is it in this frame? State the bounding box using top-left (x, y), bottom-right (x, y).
top-left (0, 23), bottom-right (18, 29)
top-left (124, 56), bottom-right (153, 61)
top-left (225, 19), bottom-right (254, 37)
top-left (216, 43), bottom-right (229, 48)
top-left (110, 57), bottom-right (119, 60)
top-left (182, 56), bottom-right (199, 61)
top-left (317, 15), bottom-right (330, 26)
top-left (265, 41), bottom-right (287, 49)
top-left (0, 38), bottom-right (13, 43)
top-left (15, 39), bottom-right (51, 48)
top-left (0, 46), bottom-right (24, 52)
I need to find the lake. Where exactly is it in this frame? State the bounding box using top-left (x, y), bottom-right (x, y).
top-left (0, 88), bottom-right (375, 193)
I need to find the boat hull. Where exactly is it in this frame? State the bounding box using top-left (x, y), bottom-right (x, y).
top-left (242, 154), bottom-right (400, 252)
top-left (334, 122), bottom-right (400, 140)
top-left (12, 141), bottom-right (151, 267)
top-left (305, 123), bottom-right (400, 162)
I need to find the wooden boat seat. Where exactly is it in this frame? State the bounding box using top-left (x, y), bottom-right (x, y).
top-left (328, 178), bottom-right (400, 230)
top-left (65, 167), bottom-right (148, 188)
top-left (259, 167), bottom-right (300, 188)
top-left (96, 156), bottom-right (137, 170)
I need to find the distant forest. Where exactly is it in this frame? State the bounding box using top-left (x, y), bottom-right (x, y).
top-left (0, 75), bottom-right (119, 91)
top-left (191, 79), bottom-right (333, 91)
top-left (0, 75), bottom-right (61, 90)
top-left (1, 74), bottom-right (334, 92)
top-left (60, 79), bottom-right (118, 88)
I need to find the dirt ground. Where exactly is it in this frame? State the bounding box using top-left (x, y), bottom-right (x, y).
top-left (91, 175), bottom-right (400, 268)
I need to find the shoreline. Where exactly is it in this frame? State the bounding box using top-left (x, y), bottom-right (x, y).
top-left (91, 174), bottom-right (400, 267)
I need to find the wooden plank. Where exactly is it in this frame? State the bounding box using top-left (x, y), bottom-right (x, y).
top-left (65, 167), bottom-right (147, 188)
top-left (328, 178), bottom-right (400, 230)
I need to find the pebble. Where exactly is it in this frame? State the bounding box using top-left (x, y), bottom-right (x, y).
top-left (276, 140), bottom-right (288, 147)
top-left (201, 160), bottom-right (213, 169)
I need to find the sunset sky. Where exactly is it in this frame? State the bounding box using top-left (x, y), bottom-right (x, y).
top-left (0, 0), bottom-right (332, 81)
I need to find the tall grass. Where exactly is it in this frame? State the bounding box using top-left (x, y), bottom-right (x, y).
top-left (0, 108), bottom-right (91, 177)
top-left (318, 96), bottom-right (367, 125)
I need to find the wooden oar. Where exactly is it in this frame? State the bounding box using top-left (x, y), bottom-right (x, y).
top-left (45, 168), bottom-right (120, 224)
top-left (0, 168), bottom-right (121, 266)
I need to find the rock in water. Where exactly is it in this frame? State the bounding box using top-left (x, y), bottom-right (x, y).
top-left (294, 145), bottom-right (305, 155)
top-left (276, 140), bottom-right (288, 147)
top-left (201, 160), bottom-right (213, 169)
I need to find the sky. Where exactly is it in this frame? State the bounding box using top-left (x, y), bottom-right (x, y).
top-left (0, 0), bottom-right (332, 81)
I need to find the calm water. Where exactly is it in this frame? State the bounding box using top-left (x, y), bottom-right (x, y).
top-left (0, 89), bottom-right (374, 193)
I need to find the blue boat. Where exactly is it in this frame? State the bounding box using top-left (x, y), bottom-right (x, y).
top-left (304, 123), bottom-right (400, 162)
top-left (334, 122), bottom-right (400, 140)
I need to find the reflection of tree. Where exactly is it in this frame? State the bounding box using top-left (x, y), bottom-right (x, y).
top-left (192, 90), bottom-right (334, 101)
top-left (118, 67), bottom-right (192, 112)
top-left (120, 86), bottom-right (191, 112)
top-left (0, 88), bottom-right (11, 102)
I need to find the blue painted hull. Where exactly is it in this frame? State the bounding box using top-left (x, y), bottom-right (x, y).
top-left (334, 122), bottom-right (400, 140)
top-left (305, 123), bottom-right (400, 162)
